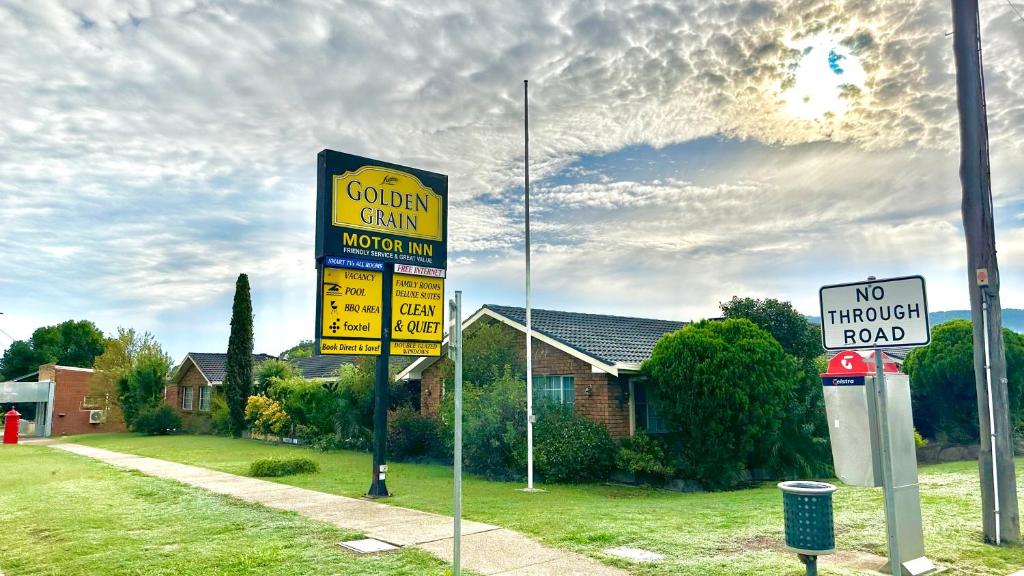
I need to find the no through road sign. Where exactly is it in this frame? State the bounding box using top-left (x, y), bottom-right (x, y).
top-left (819, 276), bottom-right (930, 350)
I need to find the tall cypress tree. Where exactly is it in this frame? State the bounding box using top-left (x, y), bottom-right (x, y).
top-left (224, 273), bottom-right (254, 438)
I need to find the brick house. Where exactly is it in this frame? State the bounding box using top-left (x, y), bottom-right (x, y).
top-left (166, 353), bottom-right (380, 414)
top-left (398, 305), bottom-right (687, 438)
top-left (0, 364), bottom-right (126, 437)
top-left (167, 352), bottom-right (277, 414)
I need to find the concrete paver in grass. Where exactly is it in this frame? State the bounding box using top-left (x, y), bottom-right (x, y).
top-left (53, 442), bottom-right (628, 576)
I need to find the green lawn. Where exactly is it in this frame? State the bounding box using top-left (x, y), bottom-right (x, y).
top-left (0, 445), bottom-right (453, 576)
top-left (68, 433), bottom-right (1024, 575)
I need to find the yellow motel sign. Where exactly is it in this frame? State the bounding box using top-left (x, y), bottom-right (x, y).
top-left (390, 272), bottom-right (444, 357)
top-left (319, 265), bottom-right (383, 355)
top-left (333, 166), bottom-right (443, 242)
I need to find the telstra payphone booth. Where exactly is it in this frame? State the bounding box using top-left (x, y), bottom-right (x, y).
top-left (819, 276), bottom-right (937, 576)
top-left (822, 351), bottom-right (934, 574)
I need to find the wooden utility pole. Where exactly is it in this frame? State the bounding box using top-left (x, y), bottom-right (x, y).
top-left (950, 0), bottom-right (1020, 544)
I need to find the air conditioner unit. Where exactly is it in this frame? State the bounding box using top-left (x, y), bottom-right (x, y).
top-left (88, 410), bottom-right (106, 424)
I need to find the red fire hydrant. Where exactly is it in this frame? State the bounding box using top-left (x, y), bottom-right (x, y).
top-left (3, 408), bottom-right (20, 445)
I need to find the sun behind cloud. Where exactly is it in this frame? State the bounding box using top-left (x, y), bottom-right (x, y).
top-left (782, 31), bottom-right (866, 120)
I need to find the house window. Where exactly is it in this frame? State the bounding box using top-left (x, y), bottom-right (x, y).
top-left (198, 386), bottom-right (211, 412)
top-left (533, 375), bottom-right (575, 407)
top-left (81, 395), bottom-right (104, 409)
top-left (181, 386), bottom-right (194, 411)
top-left (634, 382), bottom-right (668, 434)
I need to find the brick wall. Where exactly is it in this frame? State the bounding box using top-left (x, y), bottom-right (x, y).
top-left (169, 360), bottom-right (210, 413)
top-left (418, 322), bottom-right (632, 438)
top-left (40, 364), bottom-right (126, 436)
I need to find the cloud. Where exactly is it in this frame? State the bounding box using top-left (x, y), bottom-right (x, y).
top-left (0, 0), bottom-right (1023, 359)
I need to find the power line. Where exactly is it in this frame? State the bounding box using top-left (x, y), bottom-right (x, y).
top-left (1008, 0), bottom-right (1024, 24)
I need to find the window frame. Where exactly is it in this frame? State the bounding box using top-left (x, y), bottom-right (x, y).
top-left (198, 386), bottom-right (211, 412)
top-left (181, 386), bottom-right (194, 411)
top-left (532, 374), bottom-right (575, 407)
top-left (634, 380), bottom-right (669, 434)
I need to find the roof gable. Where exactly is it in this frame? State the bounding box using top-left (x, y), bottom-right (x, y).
top-left (176, 352), bottom-right (278, 385)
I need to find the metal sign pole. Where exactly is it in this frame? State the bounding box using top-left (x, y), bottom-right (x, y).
top-left (523, 79), bottom-right (535, 492)
top-left (368, 263), bottom-right (394, 498)
top-left (873, 347), bottom-right (902, 576)
top-left (451, 291), bottom-right (463, 575)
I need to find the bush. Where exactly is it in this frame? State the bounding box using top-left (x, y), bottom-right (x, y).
top-left (616, 431), bottom-right (675, 481)
top-left (530, 406), bottom-right (616, 483)
top-left (388, 406), bottom-right (442, 461)
top-left (248, 457), bottom-right (319, 477)
top-left (269, 376), bottom-right (338, 436)
top-left (642, 318), bottom-right (795, 490)
top-left (211, 394), bottom-right (231, 435)
top-left (904, 320), bottom-right (1024, 443)
top-left (181, 413), bottom-right (214, 435)
top-left (438, 368), bottom-right (525, 479)
top-left (914, 429), bottom-right (928, 449)
top-left (720, 297), bottom-right (833, 479)
top-left (245, 395), bottom-right (290, 436)
top-left (254, 359), bottom-right (301, 396)
top-left (133, 402), bottom-right (181, 435)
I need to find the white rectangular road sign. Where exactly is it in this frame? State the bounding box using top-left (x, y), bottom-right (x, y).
top-left (819, 276), bottom-right (930, 350)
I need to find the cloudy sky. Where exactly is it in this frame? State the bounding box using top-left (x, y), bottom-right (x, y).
top-left (2, 0), bottom-right (1023, 362)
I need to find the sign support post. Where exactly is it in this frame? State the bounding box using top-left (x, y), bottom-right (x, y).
top-left (819, 275), bottom-right (937, 575)
top-left (451, 291), bottom-right (463, 575)
top-left (873, 345), bottom-right (902, 576)
top-left (368, 263), bottom-right (394, 498)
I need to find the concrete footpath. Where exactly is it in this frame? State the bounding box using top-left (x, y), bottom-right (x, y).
top-left (53, 443), bottom-right (627, 576)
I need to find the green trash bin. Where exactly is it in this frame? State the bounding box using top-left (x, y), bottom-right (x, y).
top-left (779, 481), bottom-right (837, 576)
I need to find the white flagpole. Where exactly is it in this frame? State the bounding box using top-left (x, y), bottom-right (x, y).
top-left (524, 79), bottom-right (535, 491)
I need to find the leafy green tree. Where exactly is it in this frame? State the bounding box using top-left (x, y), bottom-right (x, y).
top-left (116, 345), bottom-right (173, 429)
top-left (720, 297), bottom-right (832, 477)
top-left (642, 319), bottom-right (796, 489)
top-left (224, 274), bottom-right (255, 438)
top-left (254, 358), bottom-right (300, 395)
top-left (90, 328), bottom-right (163, 426)
top-left (280, 340), bottom-right (314, 359)
top-left (0, 320), bottom-right (105, 380)
top-left (720, 297), bottom-right (822, 360)
top-left (0, 340), bottom-right (45, 380)
top-left (904, 320), bottom-right (1024, 443)
top-left (430, 320), bottom-right (525, 391)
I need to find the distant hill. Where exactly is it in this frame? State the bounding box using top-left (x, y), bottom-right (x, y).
top-left (807, 309), bottom-right (1024, 333)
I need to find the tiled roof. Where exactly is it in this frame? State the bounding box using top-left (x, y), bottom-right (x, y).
top-left (289, 355), bottom-right (418, 379)
top-left (483, 304), bottom-right (688, 365)
top-left (290, 355), bottom-right (356, 379)
top-left (186, 352), bottom-right (278, 384)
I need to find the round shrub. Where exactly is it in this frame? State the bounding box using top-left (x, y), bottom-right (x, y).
top-left (244, 394), bottom-right (290, 437)
top-left (133, 402), bottom-right (181, 435)
top-left (530, 406), bottom-right (616, 483)
top-left (388, 406), bottom-right (442, 461)
top-left (904, 320), bottom-right (1024, 443)
top-left (616, 431), bottom-right (675, 481)
top-left (642, 318), bottom-right (795, 490)
top-left (248, 457), bottom-right (319, 477)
